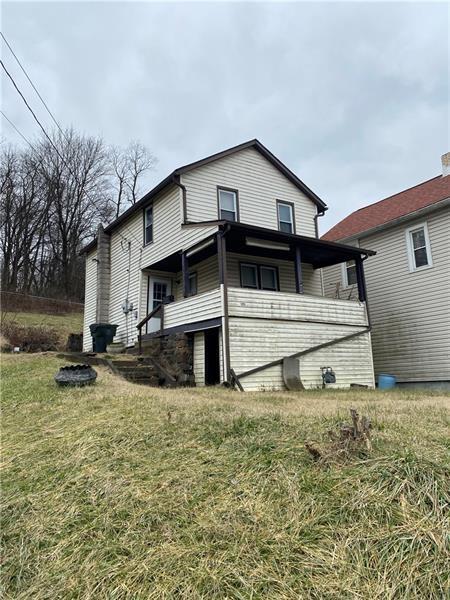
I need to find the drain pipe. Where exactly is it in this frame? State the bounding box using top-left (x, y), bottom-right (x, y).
top-left (314, 207), bottom-right (327, 238)
top-left (361, 254), bottom-right (372, 328)
top-left (172, 174), bottom-right (188, 224)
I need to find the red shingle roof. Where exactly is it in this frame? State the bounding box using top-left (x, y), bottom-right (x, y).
top-left (322, 175), bottom-right (450, 241)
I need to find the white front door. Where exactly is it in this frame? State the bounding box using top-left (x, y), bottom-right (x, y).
top-left (147, 276), bottom-right (172, 333)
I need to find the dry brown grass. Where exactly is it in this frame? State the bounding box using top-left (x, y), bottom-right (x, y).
top-left (1, 353), bottom-right (449, 599)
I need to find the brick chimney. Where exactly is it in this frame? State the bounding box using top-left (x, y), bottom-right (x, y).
top-left (96, 224), bottom-right (111, 323)
top-left (442, 152), bottom-right (450, 177)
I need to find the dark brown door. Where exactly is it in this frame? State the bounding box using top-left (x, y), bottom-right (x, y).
top-left (204, 328), bottom-right (220, 385)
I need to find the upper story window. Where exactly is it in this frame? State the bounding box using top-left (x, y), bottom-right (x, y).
top-left (342, 260), bottom-right (357, 287)
top-left (277, 201), bottom-right (295, 233)
top-left (218, 188), bottom-right (239, 221)
top-left (144, 206), bottom-right (153, 245)
top-left (240, 263), bottom-right (279, 291)
top-left (406, 222), bottom-right (433, 272)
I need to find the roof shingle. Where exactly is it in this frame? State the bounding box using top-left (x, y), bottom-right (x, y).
top-left (322, 175), bottom-right (450, 241)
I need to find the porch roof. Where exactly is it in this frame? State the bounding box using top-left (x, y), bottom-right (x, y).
top-left (148, 221), bottom-right (375, 272)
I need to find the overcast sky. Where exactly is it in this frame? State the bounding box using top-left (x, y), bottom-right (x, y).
top-left (1, 1), bottom-right (448, 233)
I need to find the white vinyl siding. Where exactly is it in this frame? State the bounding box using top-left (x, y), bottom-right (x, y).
top-left (82, 249), bottom-right (98, 351)
top-left (193, 332), bottom-right (205, 386)
top-left (164, 289), bottom-right (222, 328)
top-left (182, 147), bottom-right (317, 236)
top-left (227, 288), bottom-right (372, 391)
top-left (106, 186), bottom-right (217, 346)
top-left (322, 206), bottom-right (450, 383)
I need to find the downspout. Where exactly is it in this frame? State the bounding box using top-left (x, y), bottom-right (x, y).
top-left (361, 254), bottom-right (372, 328)
top-left (172, 174), bottom-right (188, 224)
top-left (314, 207), bottom-right (327, 295)
top-left (218, 224), bottom-right (231, 384)
top-left (314, 207), bottom-right (327, 238)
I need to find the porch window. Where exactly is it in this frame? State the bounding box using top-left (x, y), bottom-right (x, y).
top-left (218, 188), bottom-right (238, 221)
top-left (343, 260), bottom-right (357, 287)
top-left (187, 272), bottom-right (198, 296)
top-left (260, 266), bottom-right (278, 291)
top-left (240, 263), bottom-right (258, 288)
top-left (144, 206), bottom-right (153, 245)
top-left (406, 223), bottom-right (433, 272)
top-left (277, 201), bottom-right (295, 234)
top-left (240, 263), bottom-right (279, 291)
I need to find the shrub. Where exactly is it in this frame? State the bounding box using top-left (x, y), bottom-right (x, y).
top-left (0, 321), bottom-right (59, 352)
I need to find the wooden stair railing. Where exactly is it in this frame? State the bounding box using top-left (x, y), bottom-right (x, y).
top-left (136, 304), bottom-right (163, 355)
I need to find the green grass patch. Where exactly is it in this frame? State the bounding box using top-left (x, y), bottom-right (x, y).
top-left (1, 311), bottom-right (83, 350)
top-left (1, 353), bottom-right (449, 598)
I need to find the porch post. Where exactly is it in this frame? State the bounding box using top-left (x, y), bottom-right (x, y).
top-left (294, 246), bottom-right (304, 294)
top-left (355, 257), bottom-right (367, 302)
top-left (182, 251), bottom-right (189, 297)
top-left (217, 231), bottom-right (231, 383)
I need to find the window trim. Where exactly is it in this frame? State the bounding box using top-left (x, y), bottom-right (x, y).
top-left (276, 200), bottom-right (296, 234)
top-left (341, 260), bottom-right (357, 288)
top-left (217, 186), bottom-right (239, 222)
top-left (239, 262), bottom-right (280, 292)
top-left (405, 222), bottom-right (433, 272)
top-left (143, 205), bottom-right (153, 246)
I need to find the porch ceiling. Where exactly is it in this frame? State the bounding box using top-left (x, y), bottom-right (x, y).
top-left (146, 221), bottom-right (375, 272)
top-left (223, 221), bottom-right (375, 268)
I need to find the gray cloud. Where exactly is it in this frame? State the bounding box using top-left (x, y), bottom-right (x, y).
top-left (2, 1), bottom-right (448, 233)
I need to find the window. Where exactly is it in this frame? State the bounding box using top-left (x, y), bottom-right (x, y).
top-left (260, 266), bottom-right (278, 291)
top-left (187, 272), bottom-right (197, 297)
top-left (152, 281), bottom-right (167, 309)
top-left (406, 223), bottom-right (433, 272)
top-left (218, 188), bottom-right (238, 221)
top-left (144, 206), bottom-right (153, 245)
top-left (277, 201), bottom-right (295, 234)
top-left (343, 260), bottom-right (357, 287)
top-left (240, 263), bottom-right (279, 291)
top-left (240, 263), bottom-right (258, 289)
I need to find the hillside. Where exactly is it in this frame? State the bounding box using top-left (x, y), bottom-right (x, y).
top-left (1, 353), bottom-right (449, 599)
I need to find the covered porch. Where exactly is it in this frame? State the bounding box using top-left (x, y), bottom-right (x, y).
top-left (136, 222), bottom-right (375, 389)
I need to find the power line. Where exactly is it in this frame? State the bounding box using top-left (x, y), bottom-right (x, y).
top-left (1, 57), bottom-right (144, 250)
top-left (1, 59), bottom-right (68, 166)
top-left (0, 109), bottom-right (35, 149)
top-left (0, 31), bottom-right (66, 139)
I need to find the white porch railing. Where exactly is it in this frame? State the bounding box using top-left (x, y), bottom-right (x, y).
top-left (227, 287), bottom-right (368, 326)
top-left (164, 288), bottom-right (222, 329)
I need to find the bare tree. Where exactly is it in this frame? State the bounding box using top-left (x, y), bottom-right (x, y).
top-left (109, 141), bottom-right (156, 216)
top-left (0, 129), bottom-right (155, 300)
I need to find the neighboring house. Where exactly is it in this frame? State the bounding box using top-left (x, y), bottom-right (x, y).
top-left (322, 153), bottom-right (450, 388)
top-left (82, 139), bottom-right (375, 391)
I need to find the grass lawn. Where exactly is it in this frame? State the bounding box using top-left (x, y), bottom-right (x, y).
top-left (1, 353), bottom-right (449, 599)
top-left (1, 311), bottom-right (83, 346)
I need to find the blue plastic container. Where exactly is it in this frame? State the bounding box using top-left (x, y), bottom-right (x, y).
top-left (378, 373), bottom-right (396, 389)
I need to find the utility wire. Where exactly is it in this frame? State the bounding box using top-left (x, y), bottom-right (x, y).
top-left (1, 31), bottom-right (66, 139)
top-left (1, 59), bottom-right (68, 166)
top-left (0, 109), bottom-right (35, 149)
top-left (1, 57), bottom-right (144, 250)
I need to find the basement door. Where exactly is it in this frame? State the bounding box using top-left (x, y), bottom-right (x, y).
top-left (204, 328), bottom-right (220, 385)
top-left (146, 276), bottom-right (172, 333)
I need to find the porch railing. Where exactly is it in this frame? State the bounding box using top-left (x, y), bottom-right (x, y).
top-left (136, 304), bottom-right (163, 355)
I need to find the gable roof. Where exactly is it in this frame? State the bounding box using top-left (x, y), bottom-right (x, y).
top-left (81, 139), bottom-right (327, 254)
top-left (322, 174), bottom-right (450, 242)
top-left (174, 139), bottom-right (327, 210)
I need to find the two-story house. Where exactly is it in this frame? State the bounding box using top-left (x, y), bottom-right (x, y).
top-left (322, 153), bottom-right (450, 388)
top-left (82, 140), bottom-right (375, 391)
